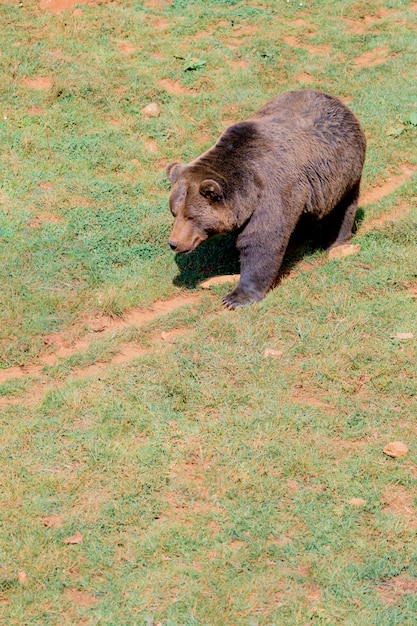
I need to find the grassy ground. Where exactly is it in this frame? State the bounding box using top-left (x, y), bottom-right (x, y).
top-left (1, 0), bottom-right (417, 624)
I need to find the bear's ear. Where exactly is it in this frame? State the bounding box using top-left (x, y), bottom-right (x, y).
top-left (199, 179), bottom-right (224, 203)
top-left (166, 162), bottom-right (185, 184)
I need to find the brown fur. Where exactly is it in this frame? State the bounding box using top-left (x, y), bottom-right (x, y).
top-left (166, 89), bottom-right (366, 308)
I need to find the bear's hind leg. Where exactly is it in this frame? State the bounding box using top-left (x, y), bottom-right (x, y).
top-left (325, 181), bottom-right (361, 250)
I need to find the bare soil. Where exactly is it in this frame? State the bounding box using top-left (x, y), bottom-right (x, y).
top-left (22, 76), bottom-right (53, 90)
top-left (158, 78), bottom-right (195, 95)
top-left (360, 164), bottom-right (417, 207)
top-left (382, 485), bottom-right (417, 529)
top-left (284, 36), bottom-right (331, 56)
top-left (38, 0), bottom-right (105, 14)
top-left (376, 575), bottom-right (417, 604)
top-left (353, 47), bottom-right (391, 68)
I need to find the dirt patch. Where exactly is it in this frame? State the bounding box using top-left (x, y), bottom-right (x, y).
top-left (144, 0), bottom-right (172, 6)
top-left (288, 19), bottom-right (314, 30)
top-left (118, 42), bottom-right (136, 55)
top-left (360, 164), bottom-right (416, 207)
top-left (360, 201), bottom-right (415, 234)
top-left (291, 388), bottom-right (336, 415)
top-left (64, 589), bottom-right (97, 606)
top-left (111, 292), bottom-right (203, 330)
top-left (232, 24), bottom-right (259, 36)
top-left (42, 514), bottom-right (64, 528)
top-left (406, 280), bottom-right (417, 298)
top-left (0, 293), bottom-right (203, 407)
top-left (332, 438), bottom-right (369, 452)
top-left (294, 72), bottom-right (314, 83)
top-left (0, 396), bottom-right (27, 409)
top-left (38, 0), bottom-right (104, 14)
top-left (28, 212), bottom-right (63, 228)
top-left (353, 47), bottom-right (391, 67)
top-left (306, 44), bottom-right (331, 56)
top-left (27, 106), bottom-right (45, 115)
top-left (343, 9), bottom-right (395, 35)
top-left (43, 292), bottom-right (202, 363)
top-left (144, 139), bottom-right (158, 154)
top-left (22, 76), bottom-right (53, 90)
top-left (193, 20), bottom-right (229, 40)
top-left (382, 485), bottom-right (417, 529)
top-left (376, 575), bottom-right (417, 604)
top-left (149, 51), bottom-right (165, 62)
top-left (283, 36), bottom-right (331, 56)
top-left (158, 78), bottom-right (195, 95)
top-left (152, 19), bottom-right (169, 30)
top-left (229, 60), bottom-right (250, 71)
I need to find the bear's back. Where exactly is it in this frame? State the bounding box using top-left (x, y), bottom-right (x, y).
top-left (189, 89), bottom-right (366, 217)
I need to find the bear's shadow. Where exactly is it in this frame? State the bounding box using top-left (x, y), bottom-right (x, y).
top-left (173, 208), bottom-right (365, 289)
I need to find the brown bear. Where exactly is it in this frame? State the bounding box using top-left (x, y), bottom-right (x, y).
top-left (166, 89), bottom-right (366, 308)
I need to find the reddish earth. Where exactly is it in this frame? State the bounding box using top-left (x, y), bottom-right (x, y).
top-left (27, 106), bottom-right (45, 115)
top-left (290, 388), bottom-right (336, 415)
top-left (158, 79), bottom-right (195, 95)
top-left (382, 485), bottom-right (417, 528)
top-left (144, 139), bottom-right (158, 154)
top-left (353, 47), bottom-right (391, 68)
top-left (38, 0), bottom-right (107, 13)
top-left (118, 42), bottom-right (136, 54)
top-left (361, 200), bottom-right (415, 233)
top-left (360, 164), bottom-right (417, 207)
top-left (284, 36), bottom-right (331, 56)
top-left (343, 9), bottom-right (394, 35)
top-left (42, 514), bottom-right (64, 528)
top-left (64, 589), bottom-right (97, 606)
top-left (22, 76), bottom-right (53, 90)
top-left (193, 20), bottom-right (229, 40)
top-left (143, 0), bottom-right (172, 7)
top-left (376, 575), bottom-right (417, 604)
top-left (229, 60), bottom-right (250, 71)
top-left (294, 72), bottom-right (314, 84)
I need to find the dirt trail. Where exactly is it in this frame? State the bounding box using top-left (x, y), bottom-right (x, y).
top-left (0, 293), bottom-right (203, 386)
top-left (360, 164), bottom-right (416, 206)
top-left (1, 164), bottom-right (415, 407)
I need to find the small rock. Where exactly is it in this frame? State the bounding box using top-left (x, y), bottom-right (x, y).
top-left (328, 243), bottom-right (361, 260)
top-left (200, 275), bottom-right (239, 289)
top-left (264, 348), bottom-right (283, 358)
top-left (141, 103), bottom-right (160, 118)
top-left (349, 497), bottom-right (367, 507)
top-left (18, 571), bottom-right (28, 585)
top-left (392, 332), bottom-right (414, 340)
top-left (383, 441), bottom-right (408, 458)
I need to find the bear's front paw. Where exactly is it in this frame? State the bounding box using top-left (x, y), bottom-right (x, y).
top-left (222, 288), bottom-right (262, 310)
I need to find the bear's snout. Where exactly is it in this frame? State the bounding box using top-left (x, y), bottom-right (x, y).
top-left (168, 217), bottom-right (207, 254)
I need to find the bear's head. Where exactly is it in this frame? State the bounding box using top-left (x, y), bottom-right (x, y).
top-left (166, 162), bottom-right (234, 254)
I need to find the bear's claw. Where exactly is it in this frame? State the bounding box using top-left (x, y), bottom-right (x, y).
top-left (222, 288), bottom-right (262, 309)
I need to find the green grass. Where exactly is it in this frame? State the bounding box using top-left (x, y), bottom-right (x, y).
top-left (1, 0), bottom-right (417, 624)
